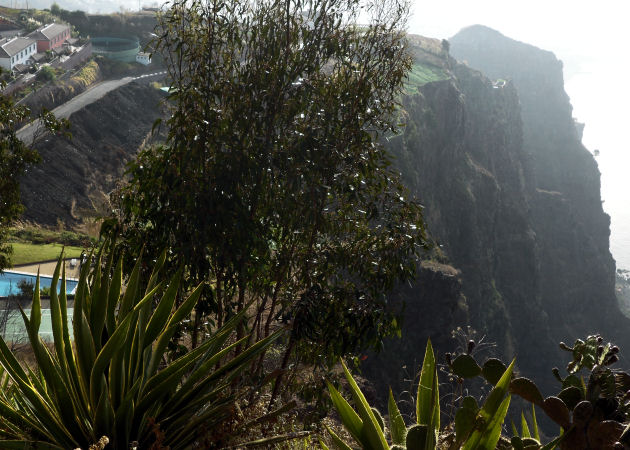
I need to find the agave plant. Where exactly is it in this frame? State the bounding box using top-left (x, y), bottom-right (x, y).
top-left (0, 247), bottom-right (284, 449)
top-left (321, 340), bottom-right (516, 450)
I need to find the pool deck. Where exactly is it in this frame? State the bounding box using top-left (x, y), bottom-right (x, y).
top-left (10, 259), bottom-right (81, 280)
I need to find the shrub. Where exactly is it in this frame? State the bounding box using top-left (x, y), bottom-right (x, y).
top-left (36, 65), bottom-right (56, 83)
top-left (0, 247), bottom-right (285, 448)
top-left (323, 341), bottom-right (517, 450)
top-left (325, 335), bottom-right (630, 449)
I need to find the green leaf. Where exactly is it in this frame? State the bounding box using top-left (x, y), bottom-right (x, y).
top-left (145, 283), bottom-right (205, 378)
top-left (30, 271), bottom-right (42, 335)
top-left (511, 420), bottom-right (519, 437)
top-left (521, 411), bottom-right (531, 438)
top-left (106, 257), bottom-right (123, 335)
top-left (462, 359), bottom-right (514, 450)
top-left (143, 268), bottom-right (182, 348)
top-left (49, 256), bottom-right (67, 371)
top-left (327, 382), bottom-right (363, 443)
top-left (119, 250), bottom-right (143, 321)
top-left (482, 358), bottom-right (507, 385)
top-left (510, 377), bottom-right (544, 406)
top-left (531, 404), bottom-right (540, 441)
top-left (90, 283), bottom-right (161, 405)
top-left (325, 424), bottom-right (354, 450)
top-left (145, 248), bottom-right (167, 294)
top-left (416, 339), bottom-right (437, 425)
top-left (90, 255), bottom-right (110, 351)
top-left (94, 383), bottom-right (114, 439)
top-left (481, 358), bottom-right (514, 420)
top-left (451, 354), bottom-right (482, 379)
top-left (340, 359), bottom-right (389, 450)
top-left (388, 388), bottom-right (407, 445)
top-left (477, 395), bottom-right (511, 450)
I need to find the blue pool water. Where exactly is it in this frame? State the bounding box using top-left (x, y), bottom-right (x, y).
top-left (0, 271), bottom-right (78, 297)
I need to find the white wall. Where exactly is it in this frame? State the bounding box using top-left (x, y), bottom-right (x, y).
top-left (7, 42), bottom-right (37, 70)
top-left (136, 53), bottom-right (151, 65)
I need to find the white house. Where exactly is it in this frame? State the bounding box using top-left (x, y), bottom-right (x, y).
top-left (136, 51), bottom-right (151, 65)
top-left (0, 37), bottom-right (37, 71)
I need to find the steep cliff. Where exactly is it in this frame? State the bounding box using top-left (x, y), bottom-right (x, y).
top-left (364, 31), bottom-right (629, 400)
top-left (450, 25), bottom-right (629, 359)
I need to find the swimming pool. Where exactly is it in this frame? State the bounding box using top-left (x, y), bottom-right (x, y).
top-left (0, 271), bottom-right (78, 297)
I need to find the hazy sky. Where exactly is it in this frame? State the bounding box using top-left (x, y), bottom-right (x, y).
top-left (409, 0), bottom-right (624, 54)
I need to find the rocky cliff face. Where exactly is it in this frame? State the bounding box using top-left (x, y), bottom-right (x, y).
top-left (364, 30), bottom-right (630, 399)
top-left (449, 25), bottom-right (628, 360)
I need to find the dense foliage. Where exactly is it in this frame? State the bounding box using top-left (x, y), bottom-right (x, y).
top-left (325, 341), bottom-right (517, 450)
top-left (113, 0), bottom-right (426, 385)
top-left (0, 96), bottom-right (40, 272)
top-left (0, 249), bottom-right (285, 449)
top-left (327, 335), bottom-right (630, 449)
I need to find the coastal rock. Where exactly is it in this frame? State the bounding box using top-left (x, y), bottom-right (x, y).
top-left (365, 29), bottom-right (630, 401)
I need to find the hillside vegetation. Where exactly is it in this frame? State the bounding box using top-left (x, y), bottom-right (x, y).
top-left (406, 62), bottom-right (450, 91)
top-left (0, 3), bottom-right (627, 450)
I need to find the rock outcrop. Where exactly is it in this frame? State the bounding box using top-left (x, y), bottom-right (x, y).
top-left (449, 25), bottom-right (628, 366)
top-left (364, 30), bottom-right (629, 401)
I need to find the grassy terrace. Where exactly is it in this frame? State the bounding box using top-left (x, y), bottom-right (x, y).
top-left (9, 243), bottom-right (84, 266)
top-left (405, 62), bottom-right (450, 92)
top-left (7, 227), bottom-right (92, 266)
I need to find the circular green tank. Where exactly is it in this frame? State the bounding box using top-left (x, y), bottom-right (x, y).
top-left (91, 36), bottom-right (140, 63)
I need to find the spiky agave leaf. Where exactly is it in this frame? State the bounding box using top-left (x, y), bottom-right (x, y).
top-left (0, 244), bottom-right (285, 449)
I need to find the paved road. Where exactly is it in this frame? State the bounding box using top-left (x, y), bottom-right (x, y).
top-left (16, 71), bottom-right (166, 144)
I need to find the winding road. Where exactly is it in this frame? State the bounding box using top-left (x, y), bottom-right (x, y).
top-left (16, 71), bottom-right (166, 144)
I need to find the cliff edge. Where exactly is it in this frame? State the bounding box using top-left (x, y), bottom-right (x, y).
top-left (364, 29), bottom-right (629, 401)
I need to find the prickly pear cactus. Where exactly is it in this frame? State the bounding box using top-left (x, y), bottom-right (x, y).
top-left (446, 334), bottom-right (630, 449)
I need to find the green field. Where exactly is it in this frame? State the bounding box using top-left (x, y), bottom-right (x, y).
top-left (405, 63), bottom-right (450, 92)
top-left (9, 243), bottom-right (84, 266)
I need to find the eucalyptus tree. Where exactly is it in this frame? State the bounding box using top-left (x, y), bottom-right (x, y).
top-left (0, 93), bottom-right (68, 272)
top-left (115, 0), bottom-right (426, 385)
top-left (0, 97), bottom-right (39, 271)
